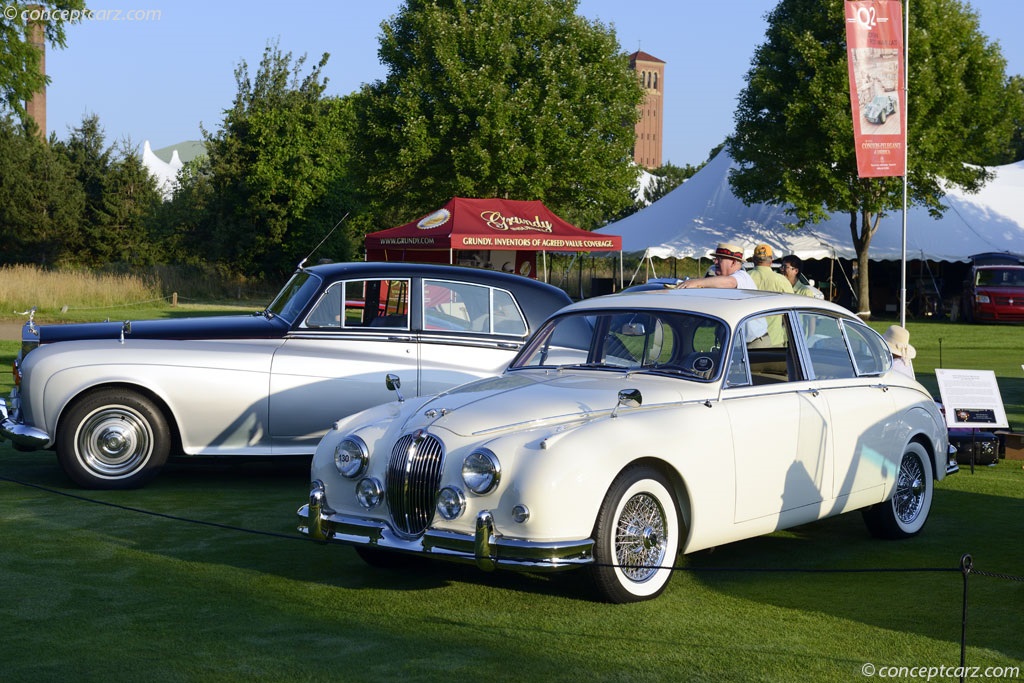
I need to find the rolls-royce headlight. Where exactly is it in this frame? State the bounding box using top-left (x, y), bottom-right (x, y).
top-left (462, 449), bottom-right (500, 495)
top-left (436, 486), bottom-right (466, 521)
top-left (355, 477), bottom-right (383, 509)
top-left (334, 436), bottom-right (368, 478)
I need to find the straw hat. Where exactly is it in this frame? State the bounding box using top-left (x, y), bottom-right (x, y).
top-left (882, 325), bottom-right (916, 360)
top-left (709, 242), bottom-right (745, 262)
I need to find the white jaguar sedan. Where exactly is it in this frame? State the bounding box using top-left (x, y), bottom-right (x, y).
top-left (299, 288), bottom-right (956, 603)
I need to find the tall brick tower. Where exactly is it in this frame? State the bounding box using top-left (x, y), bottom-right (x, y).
top-left (25, 13), bottom-right (46, 137)
top-left (628, 51), bottom-right (664, 169)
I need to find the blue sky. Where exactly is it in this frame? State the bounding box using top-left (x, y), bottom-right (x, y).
top-left (42, 0), bottom-right (1024, 167)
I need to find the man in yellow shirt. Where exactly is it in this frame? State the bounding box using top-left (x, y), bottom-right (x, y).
top-left (748, 244), bottom-right (793, 345)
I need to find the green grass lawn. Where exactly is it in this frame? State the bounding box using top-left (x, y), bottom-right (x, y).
top-left (0, 308), bottom-right (1021, 681)
top-left (0, 449), bottom-right (1021, 682)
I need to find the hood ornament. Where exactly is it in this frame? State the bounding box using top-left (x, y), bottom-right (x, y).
top-left (16, 307), bottom-right (38, 336)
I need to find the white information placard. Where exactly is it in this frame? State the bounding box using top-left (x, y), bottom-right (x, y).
top-left (934, 369), bottom-right (1009, 429)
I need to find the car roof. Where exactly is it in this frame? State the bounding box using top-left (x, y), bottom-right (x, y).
top-left (556, 288), bottom-right (857, 325)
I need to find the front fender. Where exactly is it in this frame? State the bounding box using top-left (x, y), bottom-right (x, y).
top-left (478, 400), bottom-right (733, 550)
top-left (23, 340), bottom-right (278, 452)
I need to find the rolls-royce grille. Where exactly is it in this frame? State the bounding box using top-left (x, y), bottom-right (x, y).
top-left (386, 432), bottom-right (445, 536)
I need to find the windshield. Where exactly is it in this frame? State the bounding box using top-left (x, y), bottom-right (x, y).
top-left (266, 270), bottom-right (323, 324)
top-left (511, 309), bottom-right (728, 380)
top-left (976, 268), bottom-right (1024, 287)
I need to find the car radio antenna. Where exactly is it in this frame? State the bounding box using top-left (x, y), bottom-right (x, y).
top-left (297, 212), bottom-right (350, 270)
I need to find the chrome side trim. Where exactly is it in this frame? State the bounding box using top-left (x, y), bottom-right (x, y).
top-left (297, 504), bottom-right (594, 571)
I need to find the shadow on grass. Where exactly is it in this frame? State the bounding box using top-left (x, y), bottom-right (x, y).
top-left (681, 476), bottom-right (1024, 661)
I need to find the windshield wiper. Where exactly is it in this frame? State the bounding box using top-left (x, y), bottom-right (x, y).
top-left (558, 362), bottom-right (630, 371)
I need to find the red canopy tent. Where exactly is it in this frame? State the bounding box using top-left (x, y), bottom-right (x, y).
top-left (364, 197), bottom-right (621, 279)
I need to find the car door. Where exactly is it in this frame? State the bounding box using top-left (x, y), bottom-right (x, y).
top-left (798, 313), bottom-right (897, 503)
top-left (724, 312), bottom-right (832, 525)
top-left (268, 278), bottom-right (417, 452)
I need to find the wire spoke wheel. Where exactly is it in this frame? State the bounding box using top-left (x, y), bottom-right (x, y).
top-left (861, 442), bottom-right (933, 539)
top-left (614, 492), bottom-right (668, 582)
top-left (893, 452), bottom-right (926, 526)
top-left (589, 466), bottom-right (682, 603)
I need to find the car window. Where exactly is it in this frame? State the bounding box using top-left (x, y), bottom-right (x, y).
top-left (512, 310), bottom-right (725, 380)
top-left (302, 279), bottom-right (410, 329)
top-left (492, 289), bottom-right (528, 335)
top-left (304, 283), bottom-right (342, 328)
top-left (727, 312), bottom-right (799, 386)
top-left (422, 279), bottom-right (529, 336)
top-left (514, 314), bottom-right (596, 367)
top-left (978, 268), bottom-right (1024, 287)
top-left (843, 321), bottom-right (889, 376)
top-left (725, 330), bottom-right (751, 386)
top-left (268, 270), bottom-right (321, 324)
top-left (798, 313), bottom-right (856, 380)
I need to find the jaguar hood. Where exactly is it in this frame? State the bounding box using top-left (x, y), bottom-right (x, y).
top-left (400, 370), bottom-right (703, 437)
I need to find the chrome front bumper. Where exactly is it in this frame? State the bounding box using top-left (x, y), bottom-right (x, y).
top-left (0, 397), bottom-right (51, 450)
top-left (946, 443), bottom-right (960, 476)
top-left (298, 480), bottom-right (594, 572)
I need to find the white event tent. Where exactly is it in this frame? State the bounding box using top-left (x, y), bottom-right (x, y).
top-left (596, 151), bottom-right (1024, 265)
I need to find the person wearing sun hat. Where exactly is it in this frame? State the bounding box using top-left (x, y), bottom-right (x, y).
top-left (748, 244), bottom-right (793, 345)
top-left (748, 244), bottom-right (794, 295)
top-left (681, 242), bottom-right (770, 344)
top-left (883, 325), bottom-right (916, 379)
top-left (681, 242), bottom-right (756, 290)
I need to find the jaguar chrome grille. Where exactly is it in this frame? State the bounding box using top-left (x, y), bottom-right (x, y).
top-left (386, 431), bottom-right (445, 537)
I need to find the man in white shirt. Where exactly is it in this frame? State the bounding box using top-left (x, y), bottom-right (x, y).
top-left (681, 242), bottom-right (770, 346)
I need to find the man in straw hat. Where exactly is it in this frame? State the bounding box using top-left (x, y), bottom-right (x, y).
top-left (681, 242), bottom-right (756, 291)
top-left (681, 242), bottom-right (770, 346)
top-left (882, 325), bottom-right (916, 379)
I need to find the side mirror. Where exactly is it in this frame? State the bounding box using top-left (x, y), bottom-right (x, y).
top-left (385, 373), bottom-right (405, 403)
top-left (611, 388), bottom-right (642, 418)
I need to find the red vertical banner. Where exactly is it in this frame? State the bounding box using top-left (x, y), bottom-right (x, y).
top-left (845, 1), bottom-right (906, 177)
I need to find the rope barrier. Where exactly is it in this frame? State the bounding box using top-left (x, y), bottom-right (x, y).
top-left (2, 473), bottom-right (1021, 582)
top-left (0, 474), bottom-right (308, 542)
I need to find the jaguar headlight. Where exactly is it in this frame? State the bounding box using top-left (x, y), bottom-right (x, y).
top-left (334, 436), bottom-right (368, 478)
top-left (436, 486), bottom-right (466, 521)
top-left (462, 449), bottom-right (500, 495)
top-left (355, 477), bottom-right (383, 509)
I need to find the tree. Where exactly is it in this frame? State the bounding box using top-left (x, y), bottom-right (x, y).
top-left (0, 115), bottom-right (85, 264)
top-left (51, 113), bottom-right (111, 260)
top-left (50, 114), bottom-right (163, 266)
top-left (349, 0), bottom-right (642, 234)
top-left (0, 1), bottom-right (86, 129)
top-left (727, 0), bottom-right (1022, 317)
top-left (1009, 75), bottom-right (1024, 163)
top-left (183, 41), bottom-right (355, 278)
top-left (103, 138), bottom-right (164, 265)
